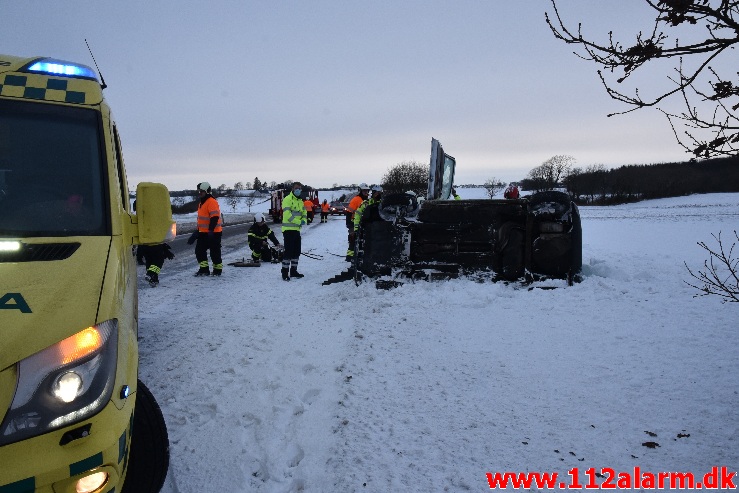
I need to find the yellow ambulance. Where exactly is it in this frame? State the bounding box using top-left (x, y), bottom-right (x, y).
top-left (0, 54), bottom-right (173, 492)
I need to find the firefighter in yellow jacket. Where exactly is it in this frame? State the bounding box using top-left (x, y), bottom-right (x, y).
top-left (281, 182), bottom-right (307, 281)
top-left (345, 183), bottom-right (370, 261)
top-left (189, 181), bottom-right (223, 276)
top-left (353, 185), bottom-right (383, 232)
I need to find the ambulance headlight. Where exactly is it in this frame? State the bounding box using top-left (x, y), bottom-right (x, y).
top-left (53, 372), bottom-right (84, 403)
top-left (0, 320), bottom-right (118, 446)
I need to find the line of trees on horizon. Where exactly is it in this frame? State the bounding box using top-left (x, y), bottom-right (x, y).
top-left (160, 154), bottom-right (739, 207)
top-left (519, 154), bottom-right (739, 205)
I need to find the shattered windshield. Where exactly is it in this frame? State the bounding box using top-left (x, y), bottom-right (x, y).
top-left (0, 100), bottom-right (108, 237)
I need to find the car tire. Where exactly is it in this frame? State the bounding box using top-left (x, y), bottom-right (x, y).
top-left (121, 379), bottom-right (170, 493)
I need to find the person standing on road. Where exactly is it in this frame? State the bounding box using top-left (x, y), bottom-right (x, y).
top-left (134, 197), bottom-right (175, 284)
top-left (353, 185), bottom-right (383, 232)
top-left (281, 182), bottom-right (307, 281)
top-left (189, 181), bottom-right (223, 276)
top-left (320, 199), bottom-right (330, 223)
top-left (304, 197), bottom-right (315, 224)
top-left (351, 185), bottom-right (383, 270)
top-left (345, 183), bottom-right (369, 261)
top-left (139, 243), bottom-right (175, 286)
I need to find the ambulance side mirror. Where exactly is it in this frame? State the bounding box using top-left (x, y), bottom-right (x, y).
top-left (135, 182), bottom-right (176, 245)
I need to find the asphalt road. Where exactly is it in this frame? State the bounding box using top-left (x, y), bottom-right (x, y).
top-left (163, 216), bottom-right (284, 273)
top-left (169, 222), bottom-right (255, 258)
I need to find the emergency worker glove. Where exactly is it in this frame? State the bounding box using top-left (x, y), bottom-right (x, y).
top-left (187, 231), bottom-right (198, 245)
top-left (165, 250), bottom-right (175, 260)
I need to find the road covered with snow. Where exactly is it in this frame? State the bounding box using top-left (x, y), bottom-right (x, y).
top-left (140, 190), bottom-right (739, 493)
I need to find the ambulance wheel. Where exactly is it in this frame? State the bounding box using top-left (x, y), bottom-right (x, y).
top-left (122, 379), bottom-right (170, 493)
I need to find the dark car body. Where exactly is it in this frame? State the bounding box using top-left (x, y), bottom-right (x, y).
top-left (354, 138), bottom-right (582, 285)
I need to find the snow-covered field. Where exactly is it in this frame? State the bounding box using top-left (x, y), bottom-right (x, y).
top-left (141, 189), bottom-right (738, 492)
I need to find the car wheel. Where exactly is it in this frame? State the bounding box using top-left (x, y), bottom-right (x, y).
top-left (121, 379), bottom-right (170, 493)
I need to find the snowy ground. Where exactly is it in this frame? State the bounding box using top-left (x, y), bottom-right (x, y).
top-left (139, 189), bottom-right (738, 492)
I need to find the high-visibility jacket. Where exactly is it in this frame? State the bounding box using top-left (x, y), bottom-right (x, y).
top-left (321, 202), bottom-right (330, 213)
top-left (282, 192), bottom-right (307, 231)
top-left (353, 197), bottom-right (379, 231)
top-left (345, 194), bottom-right (365, 229)
top-left (346, 195), bottom-right (364, 217)
top-left (197, 195), bottom-right (222, 233)
top-left (304, 199), bottom-right (314, 212)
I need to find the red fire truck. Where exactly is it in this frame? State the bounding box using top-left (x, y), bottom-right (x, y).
top-left (269, 185), bottom-right (320, 223)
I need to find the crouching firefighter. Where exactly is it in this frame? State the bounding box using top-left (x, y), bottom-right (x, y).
top-left (248, 212), bottom-right (282, 263)
top-left (189, 181), bottom-right (224, 276)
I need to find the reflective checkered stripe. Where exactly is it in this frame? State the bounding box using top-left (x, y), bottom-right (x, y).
top-left (0, 416), bottom-right (132, 493)
top-left (0, 476), bottom-right (34, 493)
top-left (0, 74), bottom-right (101, 105)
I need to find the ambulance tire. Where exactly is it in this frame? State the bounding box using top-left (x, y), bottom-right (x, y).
top-left (122, 379), bottom-right (170, 493)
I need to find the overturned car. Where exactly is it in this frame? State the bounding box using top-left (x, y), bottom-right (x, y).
top-left (333, 139), bottom-right (582, 287)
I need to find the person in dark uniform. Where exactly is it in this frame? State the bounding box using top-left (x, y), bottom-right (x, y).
top-left (139, 243), bottom-right (175, 286)
top-left (248, 213), bottom-right (281, 263)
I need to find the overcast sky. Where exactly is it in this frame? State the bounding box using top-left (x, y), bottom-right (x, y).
top-left (1, 0), bottom-right (713, 191)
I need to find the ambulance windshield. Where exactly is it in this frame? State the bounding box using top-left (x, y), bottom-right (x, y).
top-left (0, 99), bottom-right (108, 237)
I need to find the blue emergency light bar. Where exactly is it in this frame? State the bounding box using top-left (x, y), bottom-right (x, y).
top-left (25, 58), bottom-right (98, 80)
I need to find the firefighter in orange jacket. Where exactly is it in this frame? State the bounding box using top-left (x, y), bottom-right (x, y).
top-left (320, 199), bottom-right (330, 223)
top-left (304, 198), bottom-right (315, 224)
top-left (189, 181), bottom-right (223, 276)
top-left (345, 183), bottom-right (370, 261)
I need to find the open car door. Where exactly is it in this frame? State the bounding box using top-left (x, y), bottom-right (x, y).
top-left (426, 138), bottom-right (456, 200)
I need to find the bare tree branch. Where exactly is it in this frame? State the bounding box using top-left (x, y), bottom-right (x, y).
top-left (684, 230), bottom-right (739, 302)
top-left (546, 0), bottom-right (739, 157)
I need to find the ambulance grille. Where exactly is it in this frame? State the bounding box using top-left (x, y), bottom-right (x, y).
top-left (0, 242), bottom-right (80, 262)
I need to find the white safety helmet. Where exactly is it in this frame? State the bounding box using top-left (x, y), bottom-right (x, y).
top-left (197, 182), bottom-right (211, 193)
top-left (358, 183), bottom-right (370, 190)
top-left (371, 185), bottom-right (383, 193)
top-left (406, 190), bottom-right (417, 197)
top-left (254, 212), bottom-right (265, 223)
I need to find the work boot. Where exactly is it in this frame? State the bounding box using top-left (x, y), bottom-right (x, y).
top-left (212, 268), bottom-right (222, 276)
top-left (195, 267), bottom-right (210, 276)
top-left (290, 267), bottom-right (304, 279)
top-left (345, 254), bottom-right (353, 262)
top-left (145, 272), bottom-right (159, 286)
top-left (281, 268), bottom-right (290, 281)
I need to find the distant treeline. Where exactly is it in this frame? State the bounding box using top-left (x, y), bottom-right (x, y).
top-left (521, 155), bottom-right (739, 205)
